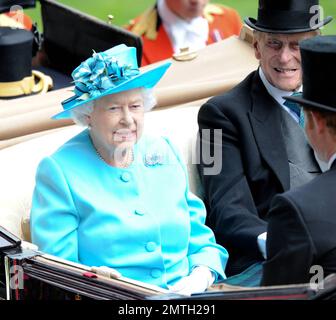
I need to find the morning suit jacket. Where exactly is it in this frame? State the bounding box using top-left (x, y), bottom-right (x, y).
top-left (127, 4), bottom-right (242, 66)
top-left (198, 70), bottom-right (320, 276)
top-left (31, 130), bottom-right (228, 288)
top-left (262, 161), bottom-right (336, 286)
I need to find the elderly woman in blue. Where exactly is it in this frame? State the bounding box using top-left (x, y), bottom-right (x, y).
top-left (30, 44), bottom-right (228, 295)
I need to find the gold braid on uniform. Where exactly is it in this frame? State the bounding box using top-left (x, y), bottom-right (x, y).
top-left (129, 6), bottom-right (159, 40)
top-left (129, 3), bottom-right (225, 40)
top-left (203, 3), bottom-right (224, 23)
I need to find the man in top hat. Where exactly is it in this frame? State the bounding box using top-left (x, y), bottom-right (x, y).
top-left (197, 0), bottom-right (332, 279)
top-left (127, 0), bottom-right (242, 66)
top-left (262, 35), bottom-right (336, 286)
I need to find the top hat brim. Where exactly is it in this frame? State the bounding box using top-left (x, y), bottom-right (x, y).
top-left (284, 95), bottom-right (336, 113)
top-left (244, 16), bottom-right (333, 34)
top-left (52, 61), bottom-right (171, 120)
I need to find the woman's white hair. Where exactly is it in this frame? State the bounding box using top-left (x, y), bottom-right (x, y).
top-left (70, 87), bottom-right (157, 126)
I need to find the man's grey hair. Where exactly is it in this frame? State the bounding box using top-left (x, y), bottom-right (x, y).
top-left (70, 88), bottom-right (156, 126)
top-left (253, 29), bottom-right (321, 42)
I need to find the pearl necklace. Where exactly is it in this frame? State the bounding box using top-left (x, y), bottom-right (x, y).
top-left (95, 146), bottom-right (134, 168)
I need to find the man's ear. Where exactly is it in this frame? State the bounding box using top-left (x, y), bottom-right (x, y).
top-left (304, 109), bottom-right (313, 130)
top-left (311, 110), bottom-right (326, 134)
top-left (253, 39), bottom-right (261, 60)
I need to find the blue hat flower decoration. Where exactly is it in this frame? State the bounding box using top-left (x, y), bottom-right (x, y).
top-left (53, 44), bottom-right (171, 120)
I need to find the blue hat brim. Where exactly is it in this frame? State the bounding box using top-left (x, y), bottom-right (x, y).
top-left (52, 61), bottom-right (171, 120)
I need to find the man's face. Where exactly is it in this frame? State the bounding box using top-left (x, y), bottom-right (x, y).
top-left (254, 31), bottom-right (317, 91)
top-left (165, 0), bottom-right (208, 20)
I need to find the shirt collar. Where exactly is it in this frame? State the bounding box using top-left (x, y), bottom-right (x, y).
top-left (314, 151), bottom-right (336, 172)
top-left (258, 68), bottom-right (302, 106)
top-left (157, 0), bottom-right (208, 53)
top-left (328, 152), bottom-right (336, 170)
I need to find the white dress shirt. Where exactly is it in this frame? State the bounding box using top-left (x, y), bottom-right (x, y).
top-left (257, 232), bottom-right (267, 260)
top-left (314, 151), bottom-right (329, 172)
top-left (157, 0), bottom-right (209, 53)
top-left (328, 152), bottom-right (336, 170)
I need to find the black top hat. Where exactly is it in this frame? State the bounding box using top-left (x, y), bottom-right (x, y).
top-left (284, 36), bottom-right (336, 113)
top-left (0, 27), bottom-right (33, 82)
top-left (0, 27), bottom-right (37, 97)
top-left (244, 0), bottom-right (332, 33)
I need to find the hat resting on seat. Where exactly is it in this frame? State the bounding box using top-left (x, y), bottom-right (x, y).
top-left (54, 44), bottom-right (171, 120)
top-left (0, 27), bottom-right (52, 98)
top-left (284, 35), bottom-right (336, 113)
top-left (244, 0), bottom-right (332, 34)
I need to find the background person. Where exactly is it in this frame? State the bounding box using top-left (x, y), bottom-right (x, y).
top-left (127, 0), bottom-right (242, 66)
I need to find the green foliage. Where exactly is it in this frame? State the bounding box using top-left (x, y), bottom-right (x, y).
top-left (26, 0), bottom-right (336, 35)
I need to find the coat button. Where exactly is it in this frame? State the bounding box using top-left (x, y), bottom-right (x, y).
top-left (146, 242), bottom-right (156, 252)
top-left (120, 172), bottom-right (131, 182)
top-left (151, 269), bottom-right (162, 279)
top-left (134, 209), bottom-right (145, 216)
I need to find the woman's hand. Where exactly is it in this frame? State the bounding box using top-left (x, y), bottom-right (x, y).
top-left (168, 266), bottom-right (215, 296)
top-left (91, 266), bottom-right (121, 279)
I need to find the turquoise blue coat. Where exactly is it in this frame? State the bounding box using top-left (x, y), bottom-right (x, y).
top-left (31, 130), bottom-right (228, 288)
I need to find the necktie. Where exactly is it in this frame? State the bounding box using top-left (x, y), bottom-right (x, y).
top-left (283, 92), bottom-right (305, 128)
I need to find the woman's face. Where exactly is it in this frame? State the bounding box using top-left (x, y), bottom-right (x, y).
top-left (87, 88), bottom-right (145, 151)
top-left (165, 0), bottom-right (208, 20)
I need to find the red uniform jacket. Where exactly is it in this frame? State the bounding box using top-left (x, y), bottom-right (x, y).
top-left (127, 4), bottom-right (242, 66)
top-left (2, 11), bottom-right (33, 30)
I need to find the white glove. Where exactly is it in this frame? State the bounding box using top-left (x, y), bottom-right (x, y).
top-left (21, 240), bottom-right (39, 251)
top-left (257, 232), bottom-right (267, 259)
top-left (168, 265), bottom-right (215, 296)
top-left (91, 266), bottom-right (121, 279)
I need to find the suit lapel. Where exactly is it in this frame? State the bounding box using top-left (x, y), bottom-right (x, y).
top-left (248, 72), bottom-right (290, 191)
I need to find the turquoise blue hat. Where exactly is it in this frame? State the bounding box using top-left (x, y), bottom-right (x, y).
top-left (53, 44), bottom-right (171, 120)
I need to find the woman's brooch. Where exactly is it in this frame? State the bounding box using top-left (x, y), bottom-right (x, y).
top-left (144, 152), bottom-right (164, 167)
